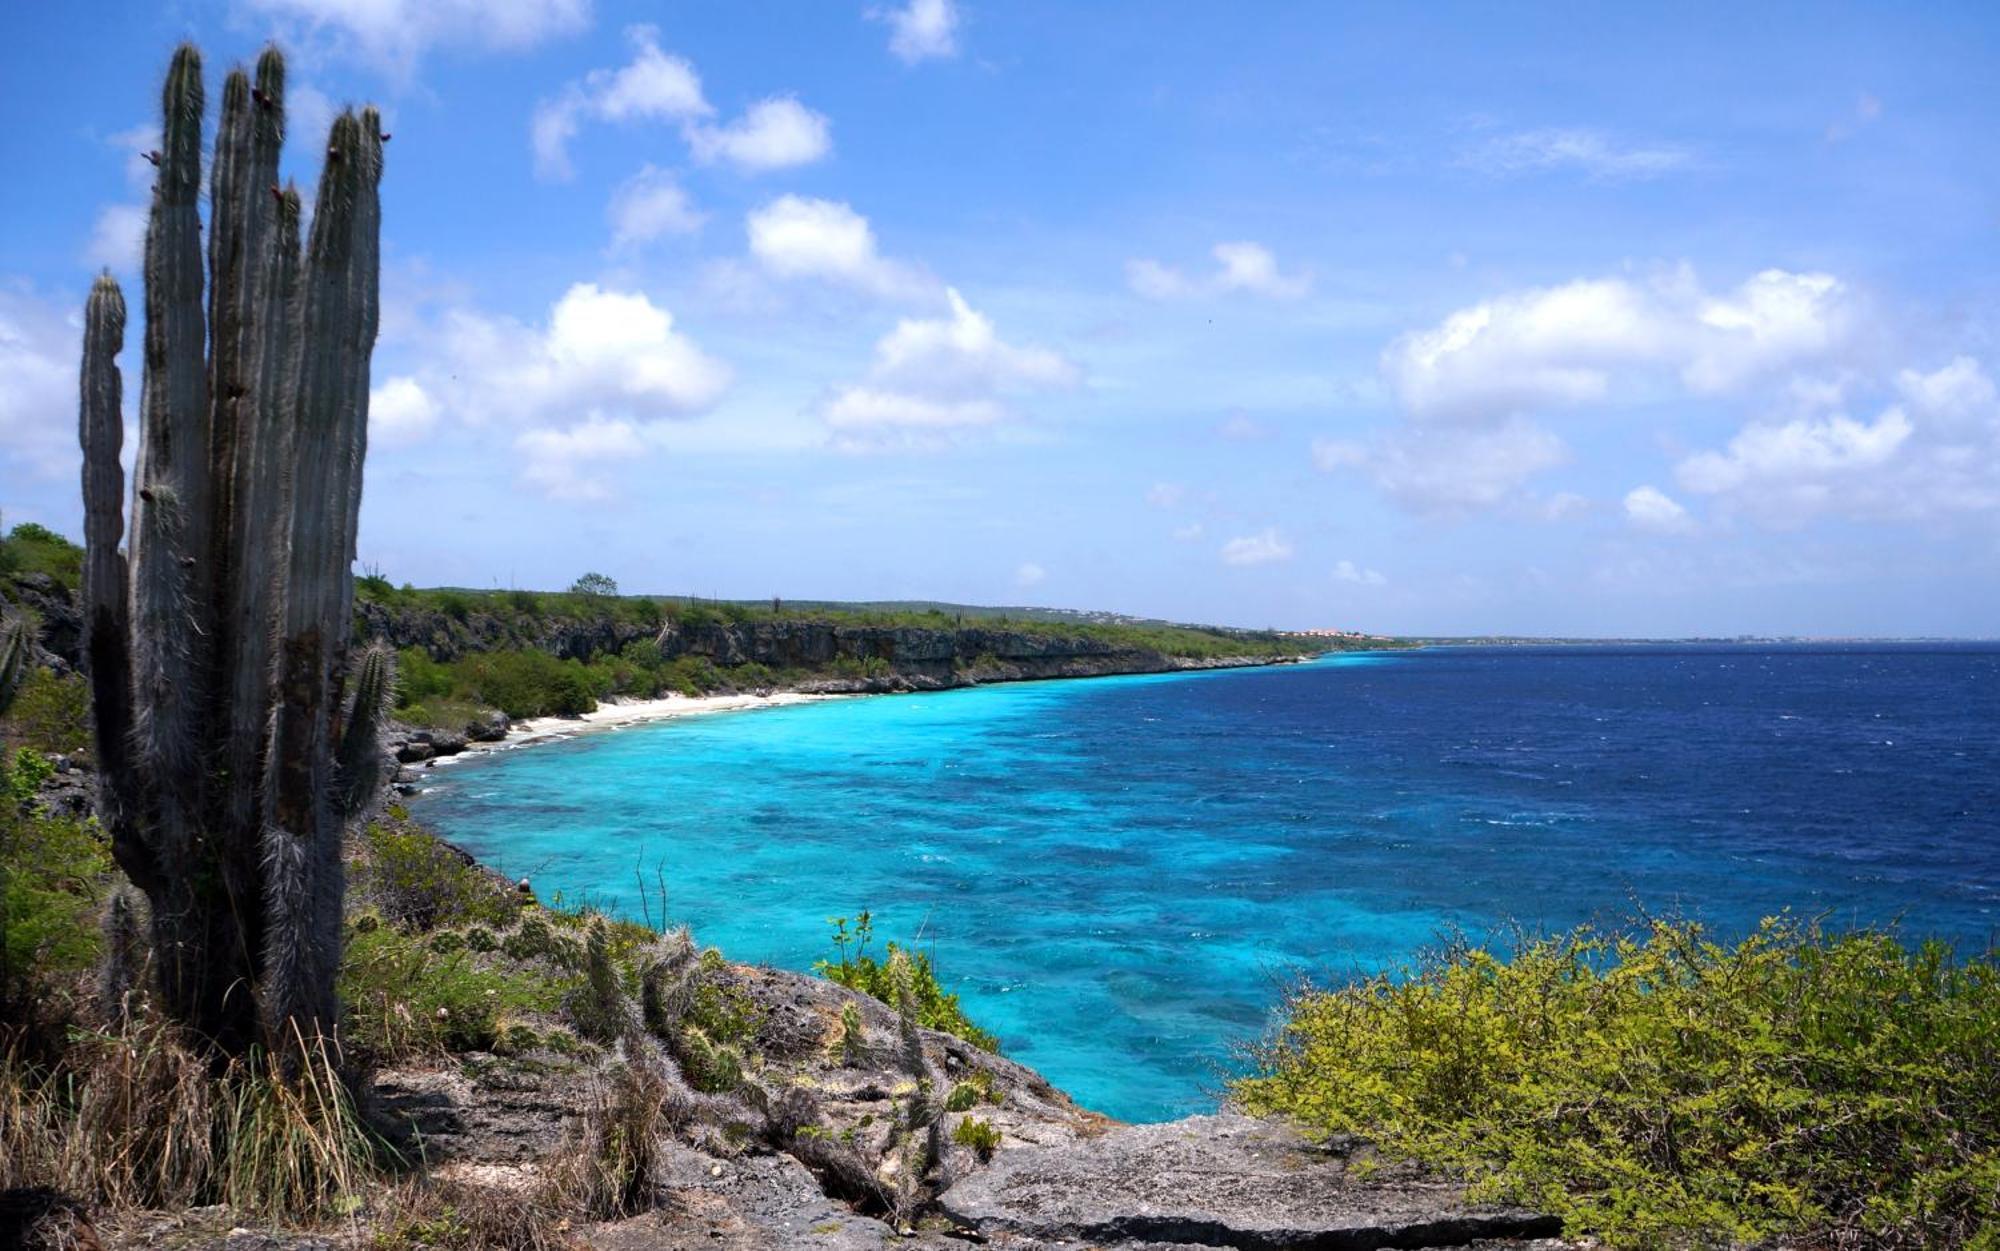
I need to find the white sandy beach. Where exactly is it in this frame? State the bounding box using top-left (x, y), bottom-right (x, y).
top-left (455, 690), bottom-right (848, 755)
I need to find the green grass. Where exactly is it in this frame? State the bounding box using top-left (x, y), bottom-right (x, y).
top-left (815, 912), bottom-right (998, 1052)
top-left (1236, 917), bottom-right (2000, 1249)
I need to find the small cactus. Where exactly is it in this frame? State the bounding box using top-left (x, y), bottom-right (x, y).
top-left (566, 917), bottom-right (635, 1043)
top-left (96, 886), bottom-right (147, 1025)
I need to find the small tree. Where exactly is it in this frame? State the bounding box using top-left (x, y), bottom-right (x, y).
top-left (571, 571), bottom-right (618, 598)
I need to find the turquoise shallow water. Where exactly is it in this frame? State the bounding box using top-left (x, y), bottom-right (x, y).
top-left (415, 644), bottom-right (2000, 1122)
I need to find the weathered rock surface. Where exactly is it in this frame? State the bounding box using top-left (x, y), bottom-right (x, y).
top-left (939, 1111), bottom-right (1566, 1250)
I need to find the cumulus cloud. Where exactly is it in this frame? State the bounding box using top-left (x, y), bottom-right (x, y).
top-left (746, 196), bottom-right (930, 298)
top-left (822, 288), bottom-right (1080, 449)
top-left (1462, 127), bottom-right (1694, 180)
top-left (688, 97), bottom-right (832, 172)
top-left (240, 0), bottom-right (590, 77)
top-left (1014, 561), bottom-right (1046, 588)
top-left (872, 0), bottom-right (960, 63)
top-left (608, 166), bottom-right (704, 248)
top-left (379, 281), bottom-right (730, 498)
top-left (1126, 241), bottom-right (1310, 301)
top-left (1384, 267), bottom-right (1850, 424)
top-left (1672, 356), bottom-right (2000, 527)
top-left (0, 285), bottom-right (90, 482)
top-left (534, 28), bottom-right (832, 180)
top-left (1323, 265), bottom-right (1858, 516)
top-left (369, 376), bottom-right (440, 447)
top-left (1623, 485), bottom-right (1695, 534)
top-left (1332, 560), bottom-right (1387, 586)
top-left (1221, 528), bottom-right (1294, 567)
top-left (532, 25), bottom-right (713, 179)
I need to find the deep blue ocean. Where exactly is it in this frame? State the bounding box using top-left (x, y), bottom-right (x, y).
top-left (414, 644), bottom-right (2000, 1122)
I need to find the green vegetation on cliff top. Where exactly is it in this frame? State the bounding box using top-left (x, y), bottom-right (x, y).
top-left (1238, 917), bottom-right (2000, 1248)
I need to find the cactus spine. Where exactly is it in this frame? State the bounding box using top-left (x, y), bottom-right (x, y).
top-left (76, 43), bottom-right (386, 1064)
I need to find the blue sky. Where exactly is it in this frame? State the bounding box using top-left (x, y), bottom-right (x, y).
top-left (3, 1), bottom-right (1998, 635)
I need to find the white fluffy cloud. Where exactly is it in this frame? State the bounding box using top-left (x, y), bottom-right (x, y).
top-left (1623, 485), bottom-right (1695, 534)
top-left (369, 376), bottom-right (440, 447)
top-left (1674, 357), bottom-right (1999, 527)
top-left (1462, 127), bottom-right (1694, 180)
top-left (381, 282), bottom-right (730, 498)
top-left (746, 196), bottom-right (929, 298)
top-left (822, 288), bottom-right (1080, 449)
top-left (1384, 267), bottom-right (1849, 425)
top-left (240, 0), bottom-right (590, 76)
top-left (1014, 561), bottom-right (1046, 588)
top-left (608, 166), bottom-right (704, 248)
top-left (1221, 528), bottom-right (1294, 567)
top-left (688, 97), bottom-right (832, 172)
top-left (532, 26), bottom-right (712, 179)
top-left (1332, 560), bottom-right (1387, 586)
top-left (1127, 241), bottom-right (1310, 301)
top-left (1322, 265), bottom-right (1858, 517)
top-left (873, 0), bottom-right (960, 63)
top-left (533, 27), bottom-right (831, 181)
top-left (0, 286), bottom-right (88, 482)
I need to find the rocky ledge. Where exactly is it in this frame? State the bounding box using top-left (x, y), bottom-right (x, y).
top-left (378, 962), bottom-right (1569, 1251)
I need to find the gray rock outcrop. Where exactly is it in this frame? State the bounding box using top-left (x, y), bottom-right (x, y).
top-left (938, 1111), bottom-right (1565, 1250)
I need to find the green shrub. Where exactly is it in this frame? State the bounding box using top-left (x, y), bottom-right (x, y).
top-left (685, 950), bottom-right (763, 1047)
top-left (951, 1116), bottom-right (1001, 1161)
top-left (1236, 917), bottom-right (2000, 1249)
top-left (815, 912), bottom-right (997, 1052)
top-left (453, 650), bottom-right (599, 719)
top-left (0, 767), bottom-right (109, 1027)
top-left (4, 670), bottom-right (92, 755)
top-left (393, 646), bottom-right (454, 709)
top-left (0, 523), bottom-right (83, 588)
top-left (339, 921), bottom-right (565, 1060)
top-left (356, 816), bottom-right (515, 933)
top-left (434, 590), bottom-right (475, 621)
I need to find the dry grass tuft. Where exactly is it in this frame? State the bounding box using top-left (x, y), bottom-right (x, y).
top-left (369, 1174), bottom-right (570, 1251)
top-left (537, 1057), bottom-right (670, 1221)
top-left (1, 1017), bottom-right (383, 1224)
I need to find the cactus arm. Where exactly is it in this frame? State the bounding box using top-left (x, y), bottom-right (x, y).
top-left (77, 272), bottom-right (154, 881)
top-left (265, 108), bottom-right (383, 1056)
top-left (130, 43), bottom-right (211, 853)
top-left (0, 614), bottom-right (31, 718)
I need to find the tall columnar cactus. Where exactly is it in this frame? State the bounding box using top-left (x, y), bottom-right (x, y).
top-left (77, 43), bottom-right (388, 1063)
